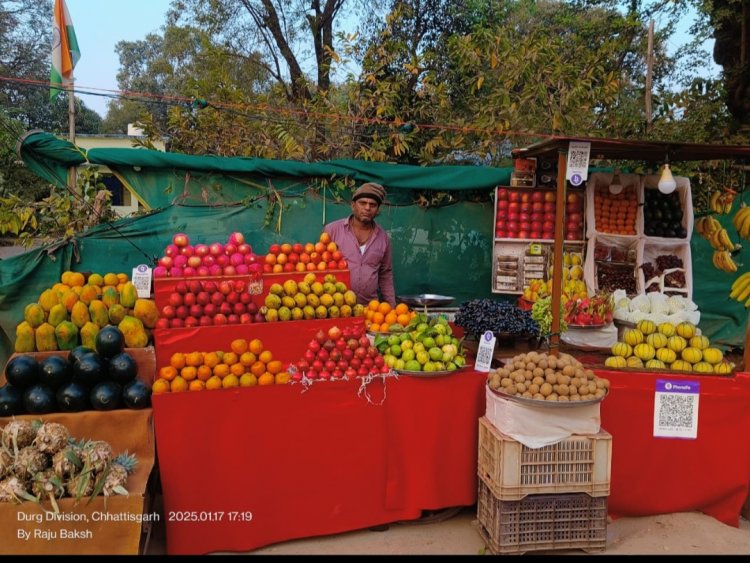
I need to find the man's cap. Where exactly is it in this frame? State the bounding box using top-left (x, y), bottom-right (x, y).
top-left (352, 182), bottom-right (386, 205)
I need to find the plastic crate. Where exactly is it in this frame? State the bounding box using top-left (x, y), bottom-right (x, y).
top-left (476, 479), bottom-right (608, 554)
top-left (478, 417), bottom-right (611, 500)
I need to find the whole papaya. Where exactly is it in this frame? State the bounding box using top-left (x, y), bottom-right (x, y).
top-left (118, 315), bottom-right (149, 348)
top-left (24, 303), bottom-right (46, 328)
top-left (47, 303), bottom-right (68, 327)
top-left (119, 281), bottom-right (138, 308)
top-left (14, 321), bottom-right (35, 353)
top-left (70, 300), bottom-right (91, 328)
top-left (55, 320), bottom-right (79, 350)
top-left (89, 299), bottom-right (109, 327)
top-left (133, 299), bottom-right (159, 329)
top-left (35, 322), bottom-right (58, 351)
top-left (79, 321), bottom-right (100, 350)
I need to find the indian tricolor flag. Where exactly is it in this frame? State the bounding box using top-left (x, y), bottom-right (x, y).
top-left (50, 0), bottom-right (80, 101)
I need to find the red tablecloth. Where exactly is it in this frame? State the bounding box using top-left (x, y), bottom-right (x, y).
top-left (152, 370), bottom-right (487, 555)
top-left (598, 369), bottom-right (750, 527)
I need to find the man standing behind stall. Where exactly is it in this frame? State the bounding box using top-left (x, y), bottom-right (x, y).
top-left (324, 182), bottom-right (396, 307)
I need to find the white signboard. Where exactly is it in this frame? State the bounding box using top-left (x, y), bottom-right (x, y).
top-left (131, 264), bottom-right (152, 298)
top-left (653, 379), bottom-right (700, 439)
top-left (566, 141), bottom-right (591, 186)
top-left (474, 330), bottom-right (497, 373)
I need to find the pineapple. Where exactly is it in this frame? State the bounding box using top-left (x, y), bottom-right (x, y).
top-left (80, 440), bottom-right (113, 474)
top-left (0, 475), bottom-right (35, 503)
top-left (0, 449), bottom-right (12, 480)
top-left (32, 468), bottom-right (66, 512)
top-left (65, 469), bottom-right (95, 500)
top-left (12, 446), bottom-right (49, 480)
top-left (33, 422), bottom-right (70, 456)
top-left (1, 419), bottom-right (38, 453)
top-left (52, 441), bottom-right (83, 479)
top-left (99, 452), bottom-right (138, 496)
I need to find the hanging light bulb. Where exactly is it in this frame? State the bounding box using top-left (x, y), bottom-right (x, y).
top-left (609, 168), bottom-right (623, 195)
top-left (658, 163), bottom-right (677, 194)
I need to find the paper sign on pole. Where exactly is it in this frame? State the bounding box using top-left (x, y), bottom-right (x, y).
top-left (566, 141), bottom-right (591, 186)
top-left (653, 379), bottom-right (699, 439)
top-left (474, 330), bottom-right (497, 372)
top-left (131, 264), bottom-right (152, 298)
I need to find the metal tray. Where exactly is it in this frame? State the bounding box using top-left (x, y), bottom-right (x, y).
top-left (397, 294), bottom-right (455, 308)
top-left (395, 365), bottom-right (470, 378)
top-left (487, 383), bottom-right (608, 408)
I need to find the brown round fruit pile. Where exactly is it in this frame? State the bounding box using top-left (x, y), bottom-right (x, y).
top-left (488, 351), bottom-right (609, 402)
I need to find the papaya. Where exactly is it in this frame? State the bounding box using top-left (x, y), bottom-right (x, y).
top-left (118, 315), bottom-right (149, 348)
top-left (78, 284), bottom-right (100, 305)
top-left (70, 300), bottom-right (91, 328)
top-left (14, 321), bottom-right (35, 353)
top-left (101, 286), bottom-right (120, 308)
top-left (35, 322), bottom-right (58, 351)
top-left (47, 303), bottom-right (68, 327)
top-left (119, 282), bottom-right (138, 308)
top-left (108, 303), bottom-right (127, 325)
top-left (54, 320), bottom-right (79, 351)
top-left (38, 289), bottom-right (60, 312)
top-left (60, 289), bottom-right (80, 313)
top-left (79, 321), bottom-right (100, 350)
top-left (89, 299), bottom-right (109, 327)
top-left (23, 302), bottom-right (45, 328)
top-left (133, 299), bottom-right (159, 329)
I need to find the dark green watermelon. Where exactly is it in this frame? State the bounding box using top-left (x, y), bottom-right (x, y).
top-left (107, 352), bottom-right (138, 385)
top-left (56, 381), bottom-right (91, 412)
top-left (122, 379), bottom-right (151, 409)
top-left (90, 381), bottom-right (122, 411)
top-left (95, 326), bottom-right (125, 359)
top-left (72, 352), bottom-right (105, 388)
top-left (69, 345), bottom-right (95, 368)
top-left (39, 355), bottom-right (72, 389)
top-left (0, 384), bottom-right (24, 416)
top-left (5, 355), bottom-right (40, 389)
top-left (23, 384), bottom-right (56, 414)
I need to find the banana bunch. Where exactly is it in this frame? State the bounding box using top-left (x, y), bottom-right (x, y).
top-left (713, 250), bottom-right (738, 273)
top-left (733, 204), bottom-right (750, 240)
top-left (709, 190), bottom-right (735, 214)
top-left (729, 271), bottom-right (750, 305)
top-left (696, 216), bottom-right (737, 253)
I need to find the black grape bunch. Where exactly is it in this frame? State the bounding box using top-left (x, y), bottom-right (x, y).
top-left (454, 299), bottom-right (539, 339)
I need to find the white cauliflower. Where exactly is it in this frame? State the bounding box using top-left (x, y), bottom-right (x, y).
top-left (647, 313), bottom-right (670, 326)
top-left (629, 294), bottom-right (651, 313)
top-left (648, 292), bottom-right (671, 315)
top-left (627, 310), bottom-right (649, 324)
top-left (613, 308), bottom-right (630, 321)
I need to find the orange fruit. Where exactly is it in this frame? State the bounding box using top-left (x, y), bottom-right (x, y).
top-left (258, 350), bottom-right (273, 364)
top-left (240, 351), bottom-right (257, 367)
top-left (239, 373), bottom-right (258, 387)
top-left (170, 353), bottom-right (186, 370)
top-left (250, 361), bottom-right (267, 377)
top-left (380, 322), bottom-right (390, 333)
top-left (272, 264), bottom-right (284, 273)
top-left (170, 376), bottom-right (188, 392)
top-left (223, 352), bottom-right (239, 366)
top-left (222, 374), bottom-right (240, 388)
top-left (196, 365), bottom-right (213, 381)
top-left (188, 380), bottom-right (206, 391)
top-left (117, 273), bottom-right (129, 284)
top-left (69, 272), bottom-right (85, 287)
top-left (368, 300), bottom-right (380, 311)
top-left (205, 375), bottom-right (223, 390)
top-left (384, 311), bottom-right (398, 325)
top-left (395, 303), bottom-right (409, 315)
top-left (326, 242), bottom-right (337, 253)
top-left (258, 373), bottom-right (275, 386)
top-left (275, 372), bottom-right (291, 384)
top-left (230, 363), bottom-right (246, 377)
top-left (266, 360), bottom-right (283, 375)
top-left (152, 378), bottom-right (171, 394)
top-left (203, 351), bottom-right (221, 368)
top-left (159, 365), bottom-right (178, 382)
top-left (103, 273), bottom-right (119, 286)
top-left (372, 312), bottom-right (384, 325)
top-left (180, 366), bottom-right (197, 381)
top-left (397, 313), bottom-right (410, 326)
top-left (369, 323), bottom-right (381, 332)
top-left (213, 363), bottom-right (230, 379)
top-left (319, 232), bottom-right (331, 245)
top-left (185, 351), bottom-right (203, 367)
top-left (248, 339), bottom-right (264, 355)
top-left (377, 302), bottom-right (391, 315)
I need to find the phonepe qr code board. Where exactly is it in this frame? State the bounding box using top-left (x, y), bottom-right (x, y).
top-left (474, 331), bottom-right (497, 373)
top-left (653, 379), bottom-right (700, 439)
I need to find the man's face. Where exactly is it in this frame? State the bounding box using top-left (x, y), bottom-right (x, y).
top-left (351, 197), bottom-right (380, 223)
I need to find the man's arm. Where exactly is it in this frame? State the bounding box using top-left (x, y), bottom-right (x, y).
top-left (379, 237), bottom-right (396, 306)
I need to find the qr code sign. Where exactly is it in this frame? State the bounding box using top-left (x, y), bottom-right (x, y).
top-left (568, 149), bottom-right (589, 170)
top-left (654, 391), bottom-right (699, 438)
top-left (476, 347), bottom-right (492, 368)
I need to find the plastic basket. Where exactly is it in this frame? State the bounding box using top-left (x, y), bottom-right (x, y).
top-left (476, 479), bottom-right (608, 554)
top-left (478, 417), bottom-right (611, 500)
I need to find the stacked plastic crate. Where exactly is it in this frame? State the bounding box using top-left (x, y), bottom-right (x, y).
top-left (475, 417), bottom-right (612, 554)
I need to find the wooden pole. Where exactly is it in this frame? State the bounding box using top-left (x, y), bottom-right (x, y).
top-left (549, 150), bottom-right (567, 356)
top-left (67, 84), bottom-right (77, 192)
top-left (645, 19), bottom-right (654, 134)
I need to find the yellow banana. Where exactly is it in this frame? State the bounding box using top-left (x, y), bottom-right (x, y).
top-left (722, 195), bottom-right (734, 215)
top-left (710, 191), bottom-right (722, 213)
top-left (724, 252), bottom-right (738, 273)
top-left (712, 250), bottom-right (722, 270)
top-left (707, 216), bottom-right (723, 234)
top-left (710, 229), bottom-right (725, 250)
top-left (731, 271), bottom-right (750, 291)
top-left (731, 273), bottom-right (750, 300)
top-left (696, 217), bottom-right (707, 237)
top-left (738, 281), bottom-right (750, 303)
top-left (740, 211), bottom-right (750, 240)
top-left (719, 228), bottom-right (735, 251)
top-left (733, 205), bottom-right (750, 232)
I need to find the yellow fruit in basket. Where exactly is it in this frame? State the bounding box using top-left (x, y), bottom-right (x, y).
top-left (671, 359), bottom-right (692, 372)
top-left (655, 347), bottom-right (677, 364)
top-left (693, 361), bottom-right (714, 374)
top-left (667, 335), bottom-right (687, 353)
top-left (689, 335), bottom-right (710, 350)
top-left (675, 322), bottom-right (696, 339)
top-left (646, 332), bottom-right (668, 349)
top-left (645, 359), bottom-right (666, 369)
top-left (623, 328), bottom-right (644, 347)
top-left (633, 343), bottom-right (656, 361)
top-left (714, 360), bottom-right (734, 374)
top-left (702, 347), bottom-right (724, 365)
top-left (637, 319), bottom-right (657, 335)
top-left (658, 322), bottom-right (676, 337)
top-left (626, 356), bottom-right (644, 368)
top-left (604, 356), bottom-right (627, 368)
top-left (681, 347), bottom-right (702, 364)
top-left (611, 342), bottom-right (632, 358)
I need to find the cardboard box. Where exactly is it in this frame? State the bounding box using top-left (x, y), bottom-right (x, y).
top-left (0, 409), bottom-right (155, 555)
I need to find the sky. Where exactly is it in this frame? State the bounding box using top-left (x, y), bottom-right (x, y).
top-left (65, 0), bottom-right (172, 117)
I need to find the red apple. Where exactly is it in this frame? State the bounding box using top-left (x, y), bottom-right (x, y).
top-left (172, 233), bottom-right (189, 247)
top-left (175, 305), bottom-right (189, 319)
top-left (213, 313), bottom-right (228, 325)
top-left (168, 293), bottom-right (183, 307)
top-left (239, 313), bottom-right (252, 324)
top-left (508, 191), bottom-right (521, 202)
top-left (227, 314), bottom-right (240, 324)
top-left (158, 256), bottom-right (174, 269)
top-left (170, 318), bottom-right (184, 328)
top-left (350, 357), bottom-right (361, 369)
top-left (184, 293), bottom-right (197, 308)
top-left (543, 201), bottom-right (556, 213)
top-left (203, 303), bottom-right (217, 317)
top-left (210, 292), bottom-right (225, 306)
top-left (306, 370), bottom-right (319, 380)
top-left (508, 201), bottom-right (520, 213)
top-left (184, 316), bottom-right (199, 328)
top-left (233, 302), bottom-right (246, 315)
top-left (292, 243), bottom-right (304, 254)
top-left (311, 359), bottom-right (324, 372)
top-left (153, 266), bottom-right (168, 278)
top-left (164, 244), bottom-right (180, 257)
top-left (531, 191), bottom-right (545, 202)
top-left (209, 242), bottom-right (224, 256)
top-left (304, 349), bottom-right (316, 362)
top-left (180, 245), bottom-right (194, 257)
top-left (222, 265), bottom-right (236, 276)
top-left (542, 220), bottom-right (555, 232)
top-left (496, 188), bottom-right (509, 200)
top-left (220, 302), bottom-right (233, 316)
top-left (337, 260), bottom-right (348, 270)
top-left (228, 231), bottom-right (245, 246)
top-left (156, 318), bottom-right (170, 329)
top-left (194, 244), bottom-right (210, 257)
top-left (345, 367), bottom-right (357, 379)
top-left (518, 230), bottom-right (530, 239)
top-left (496, 200), bottom-right (509, 211)
top-left (169, 267), bottom-right (184, 278)
top-left (161, 305), bottom-right (176, 319)
top-left (520, 202), bottom-right (531, 213)
top-left (173, 255), bottom-right (188, 268)
top-left (544, 191), bottom-right (556, 202)
top-left (269, 244), bottom-right (281, 255)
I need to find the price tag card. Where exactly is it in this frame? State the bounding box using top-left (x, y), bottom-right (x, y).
top-left (131, 264), bottom-right (152, 298)
top-left (566, 141), bottom-right (591, 186)
top-left (474, 330), bottom-right (497, 372)
top-left (653, 379), bottom-right (700, 439)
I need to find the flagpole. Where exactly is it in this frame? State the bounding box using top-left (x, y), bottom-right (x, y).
top-left (67, 83), bottom-right (76, 192)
